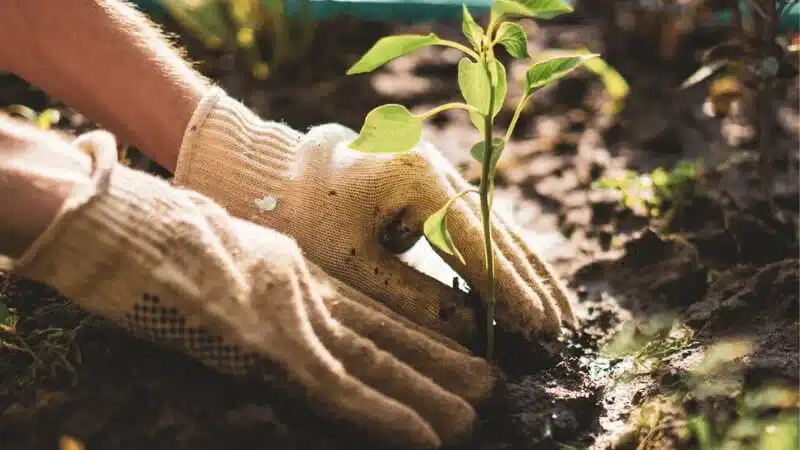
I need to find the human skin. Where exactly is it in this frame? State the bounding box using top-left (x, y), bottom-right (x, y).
top-left (0, 0), bottom-right (207, 172)
top-left (0, 0), bottom-right (210, 255)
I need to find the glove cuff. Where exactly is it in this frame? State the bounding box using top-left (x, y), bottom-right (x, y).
top-left (173, 87), bottom-right (303, 216)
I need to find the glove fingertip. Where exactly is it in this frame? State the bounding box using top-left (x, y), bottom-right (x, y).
top-left (562, 307), bottom-right (580, 331)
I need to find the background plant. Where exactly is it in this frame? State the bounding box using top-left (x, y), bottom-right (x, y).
top-left (679, 0), bottom-right (798, 215)
top-left (345, 0), bottom-right (598, 360)
top-left (593, 159), bottom-right (703, 233)
top-left (584, 1), bottom-right (798, 219)
top-left (157, 0), bottom-right (315, 80)
top-left (611, 330), bottom-right (799, 450)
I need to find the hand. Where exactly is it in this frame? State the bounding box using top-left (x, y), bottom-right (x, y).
top-left (1, 129), bottom-right (495, 449)
top-left (175, 88), bottom-right (577, 342)
top-left (0, 114), bottom-right (90, 259)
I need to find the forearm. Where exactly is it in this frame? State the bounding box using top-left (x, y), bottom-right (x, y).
top-left (0, 0), bottom-right (209, 171)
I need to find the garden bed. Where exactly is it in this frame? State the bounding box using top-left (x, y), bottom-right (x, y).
top-left (0, 8), bottom-right (797, 450)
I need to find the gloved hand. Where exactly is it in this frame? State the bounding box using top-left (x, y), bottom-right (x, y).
top-left (0, 129), bottom-right (495, 449)
top-left (175, 87), bottom-right (577, 342)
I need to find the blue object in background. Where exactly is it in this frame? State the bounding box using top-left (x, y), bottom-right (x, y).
top-left (713, 0), bottom-right (800, 33)
top-left (282, 0), bottom-right (492, 21)
top-left (132, 0), bottom-right (493, 21)
top-left (131, 0), bottom-right (798, 32)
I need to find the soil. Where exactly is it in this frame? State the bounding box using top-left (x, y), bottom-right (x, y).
top-left (1, 4), bottom-right (798, 450)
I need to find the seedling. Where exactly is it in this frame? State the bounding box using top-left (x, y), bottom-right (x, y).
top-left (345, 0), bottom-right (598, 359)
top-left (593, 159), bottom-right (703, 233)
top-left (600, 315), bottom-right (697, 381)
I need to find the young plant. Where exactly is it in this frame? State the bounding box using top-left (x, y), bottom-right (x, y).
top-left (593, 159), bottom-right (703, 233)
top-left (345, 0), bottom-right (598, 360)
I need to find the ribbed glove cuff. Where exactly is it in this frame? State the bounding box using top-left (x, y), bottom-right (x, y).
top-left (173, 87), bottom-right (303, 213)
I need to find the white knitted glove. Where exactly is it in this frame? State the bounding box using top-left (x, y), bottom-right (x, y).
top-left (174, 87), bottom-right (577, 341)
top-left (0, 130), bottom-right (495, 449)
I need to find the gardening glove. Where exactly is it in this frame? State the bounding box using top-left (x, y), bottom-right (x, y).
top-left (0, 130), bottom-right (496, 449)
top-left (174, 87), bottom-right (577, 342)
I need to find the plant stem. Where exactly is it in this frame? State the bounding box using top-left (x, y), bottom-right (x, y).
top-left (486, 16), bottom-right (502, 41)
top-left (439, 40), bottom-right (481, 60)
top-left (480, 59), bottom-right (497, 361)
top-left (418, 102), bottom-right (480, 120)
top-left (505, 94), bottom-right (530, 142)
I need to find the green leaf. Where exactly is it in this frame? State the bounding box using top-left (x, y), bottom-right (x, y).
top-left (461, 5), bottom-right (484, 49)
top-left (490, 61), bottom-right (507, 115)
top-left (495, 22), bottom-right (529, 59)
top-left (470, 139), bottom-right (506, 173)
top-left (36, 109), bottom-right (61, 131)
top-left (689, 417), bottom-right (715, 450)
top-left (759, 413), bottom-right (799, 450)
top-left (424, 190), bottom-right (476, 263)
top-left (458, 58), bottom-right (491, 115)
top-left (349, 104), bottom-right (423, 154)
top-left (492, 0), bottom-right (573, 20)
top-left (0, 301), bottom-right (16, 328)
top-left (649, 167), bottom-right (669, 188)
top-left (458, 58), bottom-right (507, 131)
top-left (582, 54), bottom-right (629, 100)
top-left (524, 53), bottom-right (598, 96)
top-left (346, 34), bottom-right (441, 75)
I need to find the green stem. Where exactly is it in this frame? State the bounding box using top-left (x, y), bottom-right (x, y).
top-left (439, 39), bottom-right (481, 60)
top-left (418, 102), bottom-right (480, 119)
top-left (440, 188), bottom-right (481, 211)
top-left (480, 59), bottom-right (497, 362)
top-left (486, 16), bottom-right (502, 41)
top-left (504, 93), bottom-right (530, 142)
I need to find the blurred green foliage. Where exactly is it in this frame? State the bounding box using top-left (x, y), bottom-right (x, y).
top-left (0, 301), bottom-right (18, 330)
top-left (686, 339), bottom-right (798, 450)
top-left (5, 104), bottom-right (62, 130)
top-left (601, 315), bottom-right (696, 378)
top-left (539, 48), bottom-right (630, 117)
top-left (159, 0), bottom-right (315, 79)
top-left (593, 159), bottom-right (702, 232)
top-left (605, 316), bottom-right (799, 450)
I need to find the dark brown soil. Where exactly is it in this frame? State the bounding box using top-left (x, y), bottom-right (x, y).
top-left (1, 4), bottom-right (797, 450)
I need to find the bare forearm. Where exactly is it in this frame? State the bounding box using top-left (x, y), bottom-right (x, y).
top-left (0, 0), bottom-right (209, 171)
